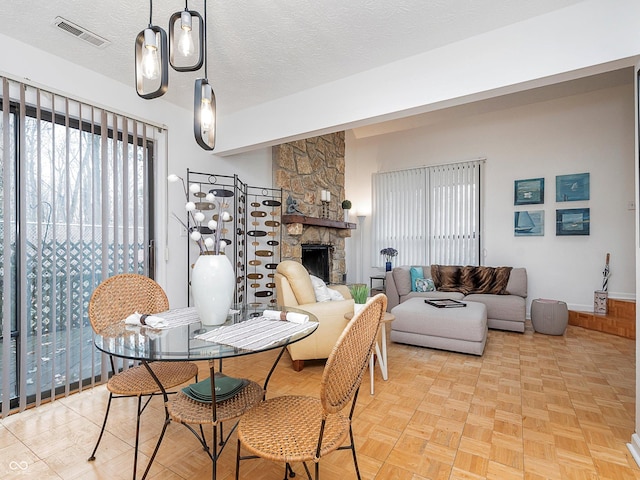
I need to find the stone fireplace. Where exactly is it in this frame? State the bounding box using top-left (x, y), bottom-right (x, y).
top-left (273, 132), bottom-right (354, 284)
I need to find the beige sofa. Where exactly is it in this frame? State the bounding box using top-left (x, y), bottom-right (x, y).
top-left (274, 261), bottom-right (354, 371)
top-left (386, 265), bottom-right (527, 333)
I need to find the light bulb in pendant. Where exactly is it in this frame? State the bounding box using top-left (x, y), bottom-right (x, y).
top-left (201, 97), bottom-right (214, 132)
top-left (200, 84), bottom-right (215, 133)
top-left (142, 28), bottom-right (160, 80)
top-left (177, 11), bottom-right (194, 56)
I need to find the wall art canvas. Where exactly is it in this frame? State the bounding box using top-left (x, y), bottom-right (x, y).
top-left (514, 210), bottom-right (544, 236)
top-left (514, 178), bottom-right (544, 205)
top-left (556, 208), bottom-right (590, 236)
top-left (556, 173), bottom-right (590, 202)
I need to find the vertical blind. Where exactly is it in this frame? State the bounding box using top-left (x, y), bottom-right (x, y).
top-left (372, 159), bottom-right (483, 267)
top-left (0, 76), bottom-right (163, 417)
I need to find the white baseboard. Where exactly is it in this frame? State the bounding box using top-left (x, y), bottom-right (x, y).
top-left (627, 433), bottom-right (640, 467)
top-left (609, 291), bottom-right (637, 302)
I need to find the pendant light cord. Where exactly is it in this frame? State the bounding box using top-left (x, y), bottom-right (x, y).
top-left (203, 0), bottom-right (208, 79)
top-left (148, 0), bottom-right (153, 27)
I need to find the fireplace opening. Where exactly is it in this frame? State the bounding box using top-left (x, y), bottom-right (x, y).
top-left (302, 244), bottom-right (332, 283)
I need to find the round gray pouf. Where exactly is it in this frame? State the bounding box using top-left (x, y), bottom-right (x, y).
top-left (530, 299), bottom-right (568, 335)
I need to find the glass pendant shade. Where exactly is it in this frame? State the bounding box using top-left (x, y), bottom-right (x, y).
top-left (169, 9), bottom-right (204, 72)
top-left (135, 26), bottom-right (168, 99)
top-left (194, 78), bottom-right (216, 150)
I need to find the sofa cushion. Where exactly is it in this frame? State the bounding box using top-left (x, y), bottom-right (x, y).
top-left (392, 267), bottom-right (413, 297)
top-left (460, 266), bottom-right (512, 295)
top-left (404, 291), bottom-right (465, 302)
top-left (506, 267), bottom-right (528, 297)
top-left (463, 293), bottom-right (526, 322)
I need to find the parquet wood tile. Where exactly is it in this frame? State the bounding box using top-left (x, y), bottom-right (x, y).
top-left (2, 322), bottom-right (640, 479)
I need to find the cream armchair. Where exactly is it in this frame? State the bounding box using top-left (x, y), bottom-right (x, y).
top-left (275, 260), bottom-right (354, 371)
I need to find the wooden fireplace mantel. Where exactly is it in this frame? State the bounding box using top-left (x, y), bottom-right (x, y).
top-left (282, 214), bottom-right (357, 230)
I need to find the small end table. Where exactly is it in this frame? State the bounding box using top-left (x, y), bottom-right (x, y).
top-left (369, 275), bottom-right (386, 295)
top-left (345, 310), bottom-right (395, 394)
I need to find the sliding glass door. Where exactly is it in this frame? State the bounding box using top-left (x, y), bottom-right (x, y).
top-left (0, 78), bottom-right (159, 415)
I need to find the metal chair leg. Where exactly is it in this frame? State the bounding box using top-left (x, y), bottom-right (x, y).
top-left (88, 392), bottom-right (113, 461)
top-left (235, 439), bottom-right (241, 480)
top-left (285, 462), bottom-right (296, 478)
top-left (212, 425), bottom-right (218, 480)
top-left (348, 426), bottom-right (361, 480)
top-left (133, 395), bottom-right (143, 480)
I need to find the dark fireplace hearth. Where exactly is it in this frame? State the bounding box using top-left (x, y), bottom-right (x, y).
top-left (302, 244), bottom-right (332, 283)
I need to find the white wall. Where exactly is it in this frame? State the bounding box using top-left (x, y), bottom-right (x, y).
top-left (345, 81), bottom-right (635, 313)
top-left (0, 32), bottom-right (273, 307)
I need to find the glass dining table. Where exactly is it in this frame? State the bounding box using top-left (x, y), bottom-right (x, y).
top-left (93, 304), bottom-right (318, 480)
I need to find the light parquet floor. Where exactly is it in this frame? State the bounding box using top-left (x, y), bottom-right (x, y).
top-left (1, 321), bottom-right (639, 479)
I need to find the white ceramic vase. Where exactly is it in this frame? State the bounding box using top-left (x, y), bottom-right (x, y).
top-left (191, 253), bottom-right (235, 326)
top-left (354, 303), bottom-right (366, 315)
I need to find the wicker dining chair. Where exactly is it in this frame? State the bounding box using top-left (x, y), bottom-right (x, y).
top-left (87, 273), bottom-right (199, 480)
top-left (167, 362), bottom-right (265, 480)
top-left (235, 293), bottom-right (387, 480)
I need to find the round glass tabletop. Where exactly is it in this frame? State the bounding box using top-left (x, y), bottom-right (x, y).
top-left (94, 304), bottom-right (318, 362)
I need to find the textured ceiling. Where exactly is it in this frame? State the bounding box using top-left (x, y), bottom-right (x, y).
top-left (0, 0), bottom-right (585, 116)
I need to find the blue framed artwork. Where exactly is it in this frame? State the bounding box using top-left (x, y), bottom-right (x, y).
top-left (556, 173), bottom-right (590, 202)
top-left (514, 210), bottom-right (544, 236)
top-left (556, 208), bottom-right (590, 236)
top-left (514, 178), bottom-right (544, 205)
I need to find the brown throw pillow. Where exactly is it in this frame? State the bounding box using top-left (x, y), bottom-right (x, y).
top-left (431, 265), bottom-right (464, 293)
top-left (460, 266), bottom-right (512, 294)
top-left (460, 266), bottom-right (492, 294)
top-left (492, 266), bottom-right (513, 295)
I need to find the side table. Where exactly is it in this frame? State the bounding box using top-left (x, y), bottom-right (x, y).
top-left (345, 310), bottom-right (395, 394)
top-left (370, 274), bottom-right (386, 295)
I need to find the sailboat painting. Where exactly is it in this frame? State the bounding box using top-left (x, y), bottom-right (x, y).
top-left (514, 210), bottom-right (544, 236)
top-left (556, 173), bottom-right (590, 202)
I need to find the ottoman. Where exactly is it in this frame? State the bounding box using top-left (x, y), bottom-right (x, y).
top-left (390, 298), bottom-right (488, 355)
top-left (530, 298), bottom-right (568, 335)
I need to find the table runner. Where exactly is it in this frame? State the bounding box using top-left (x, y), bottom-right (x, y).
top-left (194, 317), bottom-right (315, 351)
top-left (155, 307), bottom-right (202, 329)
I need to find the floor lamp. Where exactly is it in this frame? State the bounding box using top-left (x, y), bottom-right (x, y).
top-left (357, 214), bottom-right (366, 283)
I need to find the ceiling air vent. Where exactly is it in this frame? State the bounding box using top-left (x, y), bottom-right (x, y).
top-left (53, 16), bottom-right (110, 49)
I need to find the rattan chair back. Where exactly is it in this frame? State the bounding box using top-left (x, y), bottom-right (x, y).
top-left (88, 273), bottom-right (169, 334)
top-left (320, 293), bottom-right (387, 415)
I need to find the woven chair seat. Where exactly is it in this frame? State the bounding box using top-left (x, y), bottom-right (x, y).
top-left (168, 379), bottom-right (264, 426)
top-left (238, 395), bottom-right (350, 463)
top-left (107, 361), bottom-right (199, 396)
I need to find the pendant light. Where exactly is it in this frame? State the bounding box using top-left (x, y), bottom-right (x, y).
top-left (135, 0), bottom-right (169, 99)
top-left (169, 1), bottom-right (204, 72)
top-left (194, 0), bottom-right (216, 150)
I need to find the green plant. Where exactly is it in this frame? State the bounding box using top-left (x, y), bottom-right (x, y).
top-left (349, 283), bottom-right (369, 304)
top-left (341, 199), bottom-right (352, 210)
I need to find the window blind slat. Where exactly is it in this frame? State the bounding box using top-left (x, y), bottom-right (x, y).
top-left (1, 78), bottom-right (11, 418)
